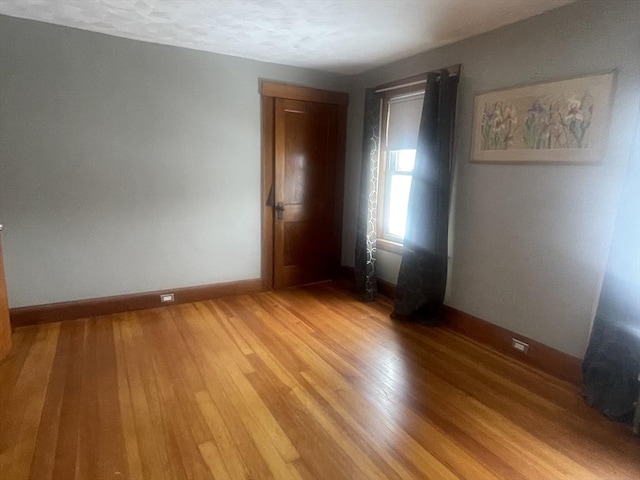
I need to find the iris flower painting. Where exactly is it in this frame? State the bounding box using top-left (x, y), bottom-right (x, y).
top-left (472, 72), bottom-right (613, 163)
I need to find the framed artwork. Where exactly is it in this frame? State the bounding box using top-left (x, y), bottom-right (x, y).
top-left (471, 72), bottom-right (615, 163)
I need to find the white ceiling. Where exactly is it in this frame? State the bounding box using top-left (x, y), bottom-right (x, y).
top-left (0, 0), bottom-right (575, 74)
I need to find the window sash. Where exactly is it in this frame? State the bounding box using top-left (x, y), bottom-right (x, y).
top-left (383, 167), bottom-right (412, 242)
top-left (376, 84), bottom-right (424, 249)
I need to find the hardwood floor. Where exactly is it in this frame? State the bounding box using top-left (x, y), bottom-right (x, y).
top-left (1, 283), bottom-right (638, 479)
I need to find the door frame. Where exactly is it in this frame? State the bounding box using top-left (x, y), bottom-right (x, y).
top-left (260, 81), bottom-right (349, 290)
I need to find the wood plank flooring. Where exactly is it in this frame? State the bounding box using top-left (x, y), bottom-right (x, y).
top-left (1, 283), bottom-right (638, 479)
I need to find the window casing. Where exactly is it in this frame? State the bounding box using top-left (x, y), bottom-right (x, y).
top-left (377, 86), bottom-right (425, 253)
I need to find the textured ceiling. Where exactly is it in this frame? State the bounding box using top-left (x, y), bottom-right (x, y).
top-left (0, 0), bottom-right (575, 74)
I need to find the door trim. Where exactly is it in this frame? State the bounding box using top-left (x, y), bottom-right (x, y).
top-left (260, 80), bottom-right (348, 290)
top-left (260, 81), bottom-right (349, 105)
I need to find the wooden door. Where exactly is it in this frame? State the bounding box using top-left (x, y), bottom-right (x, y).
top-left (0, 226), bottom-right (12, 361)
top-left (273, 98), bottom-right (342, 288)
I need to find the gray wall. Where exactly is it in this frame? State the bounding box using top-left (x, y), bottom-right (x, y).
top-left (0, 15), bottom-right (348, 308)
top-left (2, 1), bottom-right (638, 359)
top-left (343, 0), bottom-right (640, 358)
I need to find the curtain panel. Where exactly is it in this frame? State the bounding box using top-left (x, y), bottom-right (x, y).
top-left (354, 88), bottom-right (381, 301)
top-left (582, 109), bottom-right (640, 426)
top-left (392, 70), bottom-right (459, 322)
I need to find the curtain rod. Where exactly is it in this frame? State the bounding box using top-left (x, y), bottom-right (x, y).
top-left (374, 66), bottom-right (460, 94)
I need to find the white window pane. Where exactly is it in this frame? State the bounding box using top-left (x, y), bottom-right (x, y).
top-left (388, 149), bottom-right (416, 172)
top-left (387, 174), bottom-right (412, 239)
top-left (396, 149), bottom-right (416, 172)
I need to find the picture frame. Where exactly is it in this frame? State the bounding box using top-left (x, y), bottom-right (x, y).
top-left (471, 72), bottom-right (615, 163)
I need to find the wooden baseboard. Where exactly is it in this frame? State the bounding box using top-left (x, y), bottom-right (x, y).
top-left (441, 306), bottom-right (582, 386)
top-left (10, 278), bottom-right (263, 328)
top-left (339, 265), bottom-right (355, 283)
top-left (376, 278), bottom-right (397, 299)
top-left (340, 265), bottom-right (581, 385)
top-left (338, 266), bottom-right (397, 299)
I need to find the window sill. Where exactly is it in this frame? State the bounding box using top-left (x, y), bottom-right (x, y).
top-left (377, 238), bottom-right (404, 255)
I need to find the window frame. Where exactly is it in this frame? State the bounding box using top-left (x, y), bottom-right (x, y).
top-left (377, 84), bottom-right (425, 253)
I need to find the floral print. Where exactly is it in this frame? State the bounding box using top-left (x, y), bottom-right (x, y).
top-left (481, 102), bottom-right (518, 150)
top-left (481, 91), bottom-right (595, 151)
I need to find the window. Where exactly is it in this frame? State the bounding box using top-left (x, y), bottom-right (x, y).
top-left (378, 86), bottom-right (425, 252)
top-left (383, 149), bottom-right (415, 239)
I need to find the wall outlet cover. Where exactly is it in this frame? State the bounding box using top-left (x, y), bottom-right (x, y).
top-left (511, 338), bottom-right (529, 353)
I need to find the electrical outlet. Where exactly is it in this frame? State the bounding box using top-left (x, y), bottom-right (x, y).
top-left (511, 338), bottom-right (529, 353)
top-left (160, 293), bottom-right (175, 303)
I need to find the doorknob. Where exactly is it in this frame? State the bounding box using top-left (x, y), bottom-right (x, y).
top-left (275, 202), bottom-right (285, 220)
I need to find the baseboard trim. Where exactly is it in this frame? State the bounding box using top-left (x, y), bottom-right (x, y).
top-left (10, 278), bottom-right (263, 328)
top-left (339, 265), bottom-right (355, 283)
top-left (339, 266), bottom-right (397, 299)
top-left (376, 278), bottom-right (397, 299)
top-left (441, 306), bottom-right (583, 386)
top-left (341, 265), bottom-right (581, 385)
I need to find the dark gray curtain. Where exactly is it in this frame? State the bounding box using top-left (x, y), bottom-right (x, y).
top-left (392, 70), bottom-right (459, 322)
top-left (354, 88), bottom-right (381, 301)
top-left (582, 111), bottom-right (640, 425)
